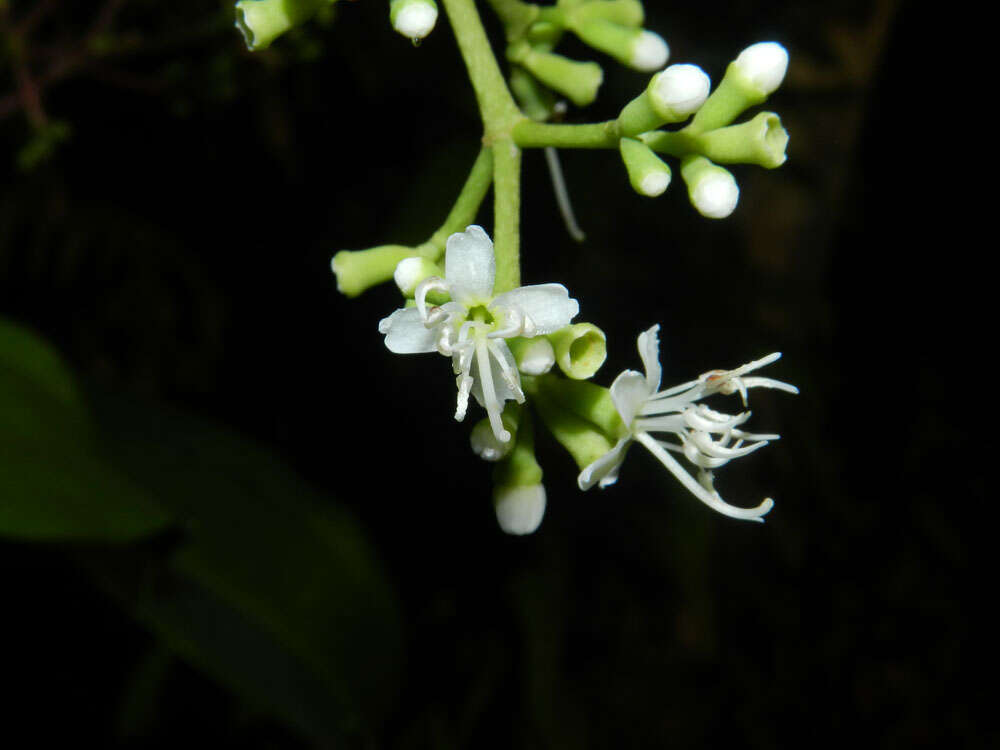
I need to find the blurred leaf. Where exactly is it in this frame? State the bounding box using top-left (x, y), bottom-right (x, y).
top-left (0, 318), bottom-right (172, 540)
top-left (85, 387), bottom-right (403, 742)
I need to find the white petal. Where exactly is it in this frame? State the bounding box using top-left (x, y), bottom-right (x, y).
top-left (444, 225), bottom-right (495, 305)
top-left (609, 369), bottom-right (651, 427)
top-left (578, 437), bottom-right (631, 490)
top-left (490, 284), bottom-right (579, 335)
top-left (494, 484), bottom-right (547, 535)
top-left (636, 324), bottom-right (662, 392)
top-left (379, 308), bottom-right (439, 354)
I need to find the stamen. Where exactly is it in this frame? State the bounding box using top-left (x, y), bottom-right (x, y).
top-left (476, 332), bottom-right (511, 442)
top-left (635, 431), bottom-right (774, 522)
top-left (488, 339), bottom-right (525, 403)
top-left (415, 277), bottom-right (449, 325)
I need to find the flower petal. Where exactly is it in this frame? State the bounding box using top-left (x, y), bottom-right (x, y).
top-left (379, 307), bottom-right (439, 353)
top-left (609, 369), bottom-right (651, 427)
top-left (637, 325), bottom-right (662, 392)
top-left (445, 225), bottom-right (495, 304)
top-left (491, 284), bottom-right (580, 335)
top-left (578, 436), bottom-right (631, 490)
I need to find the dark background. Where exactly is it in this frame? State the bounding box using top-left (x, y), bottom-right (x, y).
top-left (2, 1), bottom-right (973, 747)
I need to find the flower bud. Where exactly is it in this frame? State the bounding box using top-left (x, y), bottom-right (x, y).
top-left (331, 244), bottom-right (413, 298)
top-left (493, 484), bottom-right (547, 535)
top-left (689, 42), bottom-right (788, 132)
top-left (548, 323), bottom-right (607, 379)
top-left (734, 42), bottom-right (788, 97)
top-left (680, 155), bottom-right (739, 219)
top-left (471, 411), bottom-right (520, 461)
top-left (389, 0), bottom-right (438, 40)
top-left (393, 256), bottom-right (442, 297)
top-left (695, 111), bottom-right (788, 168)
top-left (234, 0), bottom-right (330, 51)
top-left (507, 336), bottom-right (556, 375)
top-left (573, 21), bottom-right (668, 72)
top-left (510, 43), bottom-right (604, 107)
top-left (490, 408), bottom-right (545, 534)
top-left (617, 63), bottom-right (709, 136)
top-left (619, 137), bottom-right (672, 197)
top-left (649, 64), bottom-right (711, 120)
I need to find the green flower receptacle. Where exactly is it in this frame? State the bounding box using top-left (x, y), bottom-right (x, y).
top-left (331, 244), bottom-right (414, 298)
top-left (619, 137), bottom-right (671, 197)
top-left (548, 323), bottom-right (607, 379)
top-left (509, 42), bottom-right (603, 108)
top-left (234, 0), bottom-right (332, 51)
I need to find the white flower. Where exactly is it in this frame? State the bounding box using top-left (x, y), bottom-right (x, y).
top-left (378, 226), bottom-right (579, 442)
top-left (578, 325), bottom-right (798, 522)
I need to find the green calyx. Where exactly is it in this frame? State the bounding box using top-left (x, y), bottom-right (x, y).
top-left (547, 323), bottom-right (607, 379)
top-left (508, 41), bottom-right (603, 108)
top-left (491, 406), bottom-right (542, 488)
top-left (234, 0), bottom-right (334, 51)
top-left (619, 137), bottom-right (671, 196)
top-left (640, 111), bottom-right (788, 169)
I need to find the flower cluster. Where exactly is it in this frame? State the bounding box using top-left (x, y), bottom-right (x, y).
top-left (245, 0), bottom-right (804, 535)
top-left (579, 325), bottom-right (797, 522)
top-left (378, 226), bottom-right (579, 443)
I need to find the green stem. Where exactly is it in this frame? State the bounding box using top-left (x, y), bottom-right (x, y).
top-left (492, 139), bottom-right (522, 292)
top-left (439, 0), bottom-right (522, 135)
top-left (513, 119), bottom-right (621, 149)
top-left (425, 146), bottom-right (495, 253)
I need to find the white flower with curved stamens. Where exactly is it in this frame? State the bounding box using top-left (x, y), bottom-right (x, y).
top-left (378, 226), bottom-right (579, 442)
top-left (578, 325), bottom-right (798, 522)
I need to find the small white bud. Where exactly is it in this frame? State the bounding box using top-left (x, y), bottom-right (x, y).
top-left (471, 419), bottom-right (514, 462)
top-left (692, 171), bottom-right (739, 218)
top-left (630, 31), bottom-right (669, 72)
top-left (651, 64), bottom-right (711, 118)
top-left (393, 256), bottom-right (438, 296)
top-left (734, 42), bottom-right (788, 96)
top-left (391, 0), bottom-right (438, 40)
top-left (494, 484), bottom-right (546, 535)
top-left (516, 338), bottom-right (555, 375)
top-left (639, 170), bottom-right (670, 197)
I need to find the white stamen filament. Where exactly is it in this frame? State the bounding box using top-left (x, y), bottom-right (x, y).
top-left (415, 277), bottom-right (449, 324)
top-left (635, 431), bottom-right (774, 522)
top-left (476, 331), bottom-right (510, 442)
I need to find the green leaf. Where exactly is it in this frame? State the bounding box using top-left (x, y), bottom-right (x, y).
top-left (86, 388), bottom-right (403, 742)
top-left (0, 318), bottom-right (172, 541)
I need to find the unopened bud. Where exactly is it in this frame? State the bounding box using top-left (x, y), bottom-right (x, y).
top-left (510, 43), bottom-right (604, 107)
top-left (573, 21), bottom-right (668, 72)
top-left (681, 155), bottom-right (739, 219)
top-left (696, 111), bottom-right (788, 168)
top-left (493, 484), bottom-right (547, 535)
top-left (390, 0), bottom-right (438, 40)
top-left (689, 41), bottom-right (788, 132)
top-left (471, 406), bottom-right (521, 461)
top-left (235, 0), bottom-right (330, 51)
top-left (507, 337), bottom-right (556, 375)
top-left (617, 63), bottom-right (710, 136)
top-left (734, 42), bottom-right (788, 97)
top-left (649, 64), bottom-right (711, 120)
top-left (393, 256), bottom-right (441, 296)
top-left (619, 137), bottom-right (672, 196)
